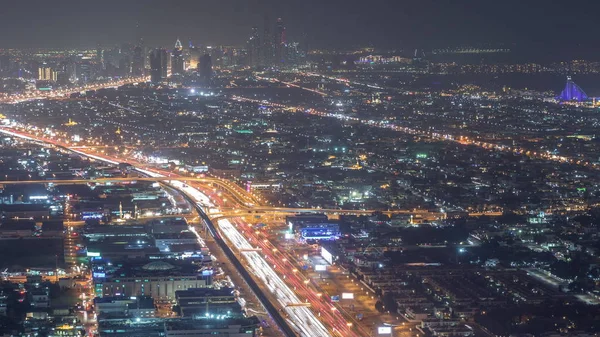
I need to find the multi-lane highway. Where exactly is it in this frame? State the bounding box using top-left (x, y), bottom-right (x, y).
top-left (145, 174), bottom-right (338, 337)
top-left (233, 218), bottom-right (369, 337)
top-left (0, 126), bottom-right (340, 337)
top-left (0, 173), bottom-right (462, 219)
top-left (0, 76), bottom-right (148, 104)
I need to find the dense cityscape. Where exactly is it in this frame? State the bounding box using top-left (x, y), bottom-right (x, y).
top-left (1, 1), bottom-right (600, 337)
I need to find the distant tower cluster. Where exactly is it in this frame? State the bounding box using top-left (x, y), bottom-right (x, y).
top-left (559, 76), bottom-right (588, 101)
top-left (246, 16), bottom-right (305, 69)
top-left (87, 18), bottom-right (305, 81)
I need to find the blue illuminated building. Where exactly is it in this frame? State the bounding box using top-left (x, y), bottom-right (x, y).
top-left (558, 76), bottom-right (588, 101)
top-left (299, 223), bottom-right (340, 241)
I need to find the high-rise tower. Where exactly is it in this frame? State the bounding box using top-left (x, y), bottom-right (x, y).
top-left (274, 18), bottom-right (286, 64)
top-left (96, 44), bottom-right (104, 70)
top-left (150, 48), bottom-right (168, 83)
top-left (248, 26), bottom-right (261, 68)
top-left (171, 38), bottom-right (184, 76)
top-left (132, 45), bottom-right (144, 76)
top-left (262, 14), bottom-right (274, 66)
top-left (198, 53), bottom-right (212, 85)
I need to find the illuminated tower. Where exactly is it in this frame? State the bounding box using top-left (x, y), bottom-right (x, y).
top-left (189, 46), bottom-right (200, 70)
top-left (96, 44), bottom-right (104, 70)
top-left (171, 38), bottom-right (185, 76)
top-left (38, 65), bottom-right (52, 80)
top-left (38, 64), bottom-right (57, 81)
top-left (248, 26), bottom-right (261, 68)
top-left (274, 18), bottom-right (286, 64)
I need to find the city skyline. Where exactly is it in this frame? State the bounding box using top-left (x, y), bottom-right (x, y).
top-left (1, 0), bottom-right (600, 53)
top-left (2, 2), bottom-right (600, 337)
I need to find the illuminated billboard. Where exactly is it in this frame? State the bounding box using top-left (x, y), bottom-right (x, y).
top-left (378, 327), bottom-right (392, 334)
top-left (321, 247), bottom-right (333, 264)
top-left (299, 223), bottom-right (340, 240)
top-left (341, 293), bottom-right (354, 299)
top-left (315, 265), bottom-right (327, 271)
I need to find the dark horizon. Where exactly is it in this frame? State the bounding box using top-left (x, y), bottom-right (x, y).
top-left (1, 0), bottom-right (599, 53)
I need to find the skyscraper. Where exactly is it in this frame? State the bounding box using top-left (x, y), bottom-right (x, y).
top-left (189, 46), bottom-right (200, 70)
top-left (96, 45), bottom-right (104, 70)
top-left (274, 18), bottom-right (286, 64)
top-left (198, 53), bottom-right (212, 84)
top-left (150, 48), bottom-right (168, 83)
top-left (248, 26), bottom-right (261, 68)
top-left (119, 43), bottom-right (133, 76)
top-left (132, 45), bottom-right (144, 76)
top-left (262, 15), bottom-right (274, 66)
top-left (118, 55), bottom-right (131, 76)
top-left (77, 61), bottom-right (93, 83)
top-left (38, 64), bottom-right (56, 81)
top-left (171, 38), bottom-right (184, 76)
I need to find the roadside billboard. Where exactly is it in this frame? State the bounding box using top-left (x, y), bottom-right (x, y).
top-left (341, 292), bottom-right (354, 299)
top-left (315, 264), bottom-right (327, 271)
top-left (378, 327), bottom-right (392, 334)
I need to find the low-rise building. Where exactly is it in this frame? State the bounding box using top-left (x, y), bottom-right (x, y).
top-left (175, 287), bottom-right (241, 317)
top-left (93, 260), bottom-right (211, 300)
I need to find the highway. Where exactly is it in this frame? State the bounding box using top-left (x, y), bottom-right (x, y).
top-left (215, 216), bottom-right (333, 337)
top-left (0, 175), bottom-right (478, 219)
top-left (0, 126), bottom-right (506, 218)
top-left (0, 123), bottom-right (496, 335)
top-left (0, 127), bottom-right (336, 337)
top-left (151, 177), bottom-right (334, 337)
top-left (0, 76), bottom-right (148, 104)
top-left (167, 182), bottom-right (302, 337)
top-left (234, 218), bottom-right (366, 337)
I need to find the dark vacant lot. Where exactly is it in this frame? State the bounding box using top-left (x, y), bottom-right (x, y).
top-left (0, 238), bottom-right (64, 269)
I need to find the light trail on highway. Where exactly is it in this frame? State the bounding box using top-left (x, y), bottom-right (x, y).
top-left (0, 76), bottom-right (148, 104)
top-left (135, 168), bottom-right (336, 336)
top-left (0, 128), bottom-right (308, 336)
top-left (234, 218), bottom-right (366, 337)
top-left (216, 217), bottom-right (333, 337)
top-left (169, 179), bottom-right (335, 337)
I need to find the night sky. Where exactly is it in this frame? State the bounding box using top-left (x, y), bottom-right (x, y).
top-left (0, 0), bottom-right (597, 50)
